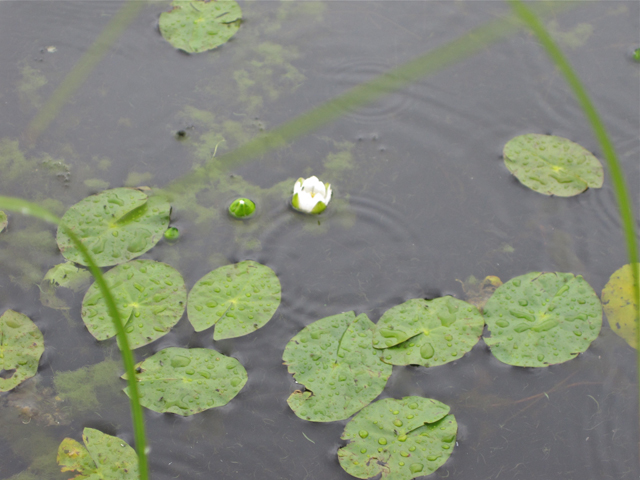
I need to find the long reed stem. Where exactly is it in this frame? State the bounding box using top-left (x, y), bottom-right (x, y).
top-left (507, 0), bottom-right (640, 457)
top-left (0, 197), bottom-right (149, 480)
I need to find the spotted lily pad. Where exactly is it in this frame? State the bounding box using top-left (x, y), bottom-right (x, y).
top-left (187, 261), bottom-right (281, 340)
top-left (338, 396), bottom-right (457, 480)
top-left (159, 0), bottom-right (242, 54)
top-left (0, 310), bottom-right (44, 392)
top-left (483, 272), bottom-right (602, 367)
top-left (601, 263), bottom-right (639, 349)
top-left (0, 210), bottom-right (7, 232)
top-left (57, 187), bottom-right (171, 267)
top-left (371, 297), bottom-right (484, 367)
top-left (283, 312), bottom-right (392, 422)
top-left (503, 134), bottom-right (603, 196)
top-left (122, 347), bottom-right (247, 416)
top-left (81, 260), bottom-right (186, 349)
top-left (57, 427), bottom-right (138, 479)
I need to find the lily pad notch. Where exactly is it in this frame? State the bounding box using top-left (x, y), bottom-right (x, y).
top-left (187, 260), bottom-right (281, 340)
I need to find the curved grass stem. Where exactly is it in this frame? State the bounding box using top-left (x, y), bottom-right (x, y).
top-left (507, 0), bottom-right (640, 455)
top-left (0, 196), bottom-right (149, 480)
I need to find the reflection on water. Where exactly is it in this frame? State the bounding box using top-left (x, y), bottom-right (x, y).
top-left (0, 1), bottom-right (638, 479)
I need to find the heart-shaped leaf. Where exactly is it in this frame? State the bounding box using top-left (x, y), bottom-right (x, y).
top-left (159, 0), bottom-right (242, 54)
top-left (283, 312), bottom-right (392, 422)
top-left (503, 134), bottom-right (603, 196)
top-left (123, 347), bottom-right (247, 416)
top-left (81, 260), bottom-right (186, 349)
top-left (371, 297), bottom-right (484, 367)
top-left (0, 310), bottom-right (44, 392)
top-left (57, 428), bottom-right (138, 479)
top-left (187, 260), bottom-right (281, 340)
top-left (483, 271), bottom-right (602, 367)
top-left (57, 187), bottom-right (171, 267)
top-left (338, 396), bottom-right (457, 480)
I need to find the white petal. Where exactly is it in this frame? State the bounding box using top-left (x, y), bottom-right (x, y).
top-left (296, 192), bottom-right (319, 213)
top-left (324, 184), bottom-right (332, 203)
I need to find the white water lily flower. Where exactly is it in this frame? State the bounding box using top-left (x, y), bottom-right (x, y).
top-left (291, 176), bottom-right (332, 214)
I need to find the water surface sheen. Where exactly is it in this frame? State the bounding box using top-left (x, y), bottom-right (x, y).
top-left (0, 2), bottom-right (638, 480)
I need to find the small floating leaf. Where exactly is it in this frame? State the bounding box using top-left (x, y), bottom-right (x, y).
top-left (44, 261), bottom-right (92, 292)
top-left (0, 310), bottom-right (44, 392)
top-left (0, 210), bottom-right (7, 233)
top-left (159, 0), bottom-right (242, 54)
top-left (601, 263), bottom-right (639, 349)
top-left (371, 297), bottom-right (484, 367)
top-left (56, 187), bottom-right (171, 267)
top-left (57, 427), bottom-right (138, 479)
top-left (81, 260), bottom-right (186, 349)
top-left (483, 272), bottom-right (602, 367)
top-left (187, 260), bottom-right (281, 340)
top-left (122, 347), bottom-right (247, 416)
top-left (338, 396), bottom-right (457, 480)
top-left (283, 312), bottom-right (392, 422)
top-left (503, 134), bottom-right (603, 196)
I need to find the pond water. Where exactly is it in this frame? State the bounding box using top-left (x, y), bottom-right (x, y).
top-left (0, 1), bottom-right (638, 479)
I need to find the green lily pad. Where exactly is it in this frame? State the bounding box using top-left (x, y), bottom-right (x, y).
top-left (187, 260), bottom-right (281, 340)
top-left (122, 347), bottom-right (247, 416)
top-left (81, 260), bottom-right (186, 349)
top-left (338, 396), bottom-right (457, 480)
top-left (0, 310), bottom-right (45, 392)
top-left (371, 297), bottom-right (484, 367)
top-left (601, 263), bottom-right (639, 349)
top-left (159, 0), bottom-right (242, 54)
top-left (40, 262), bottom-right (93, 311)
top-left (0, 210), bottom-right (7, 232)
top-left (57, 427), bottom-right (138, 479)
top-left (56, 187), bottom-right (171, 267)
top-left (283, 312), bottom-right (392, 422)
top-left (503, 134), bottom-right (603, 196)
top-left (483, 272), bottom-right (602, 367)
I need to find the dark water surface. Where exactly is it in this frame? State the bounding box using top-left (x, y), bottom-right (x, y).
top-left (0, 1), bottom-right (638, 479)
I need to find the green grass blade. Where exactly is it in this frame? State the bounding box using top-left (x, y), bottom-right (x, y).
top-left (507, 0), bottom-right (640, 441)
top-left (0, 196), bottom-right (149, 480)
top-left (166, 2), bottom-right (577, 195)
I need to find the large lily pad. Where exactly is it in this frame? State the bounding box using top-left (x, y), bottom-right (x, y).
top-left (159, 0), bottom-right (242, 54)
top-left (0, 310), bottom-right (44, 392)
top-left (187, 260), bottom-right (281, 340)
top-left (338, 396), bottom-right (457, 480)
top-left (57, 187), bottom-right (171, 267)
top-left (371, 297), bottom-right (484, 367)
top-left (601, 263), bottom-right (639, 349)
top-left (503, 134), bottom-right (603, 196)
top-left (122, 347), bottom-right (247, 416)
top-left (57, 427), bottom-right (138, 479)
top-left (483, 272), bottom-right (602, 367)
top-left (283, 312), bottom-right (392, 422)
top-left (81, 260), bottom-right (186, 349)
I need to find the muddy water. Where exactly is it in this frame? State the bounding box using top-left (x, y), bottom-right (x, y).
top-left (0, 1), bottom-right (638, 479)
